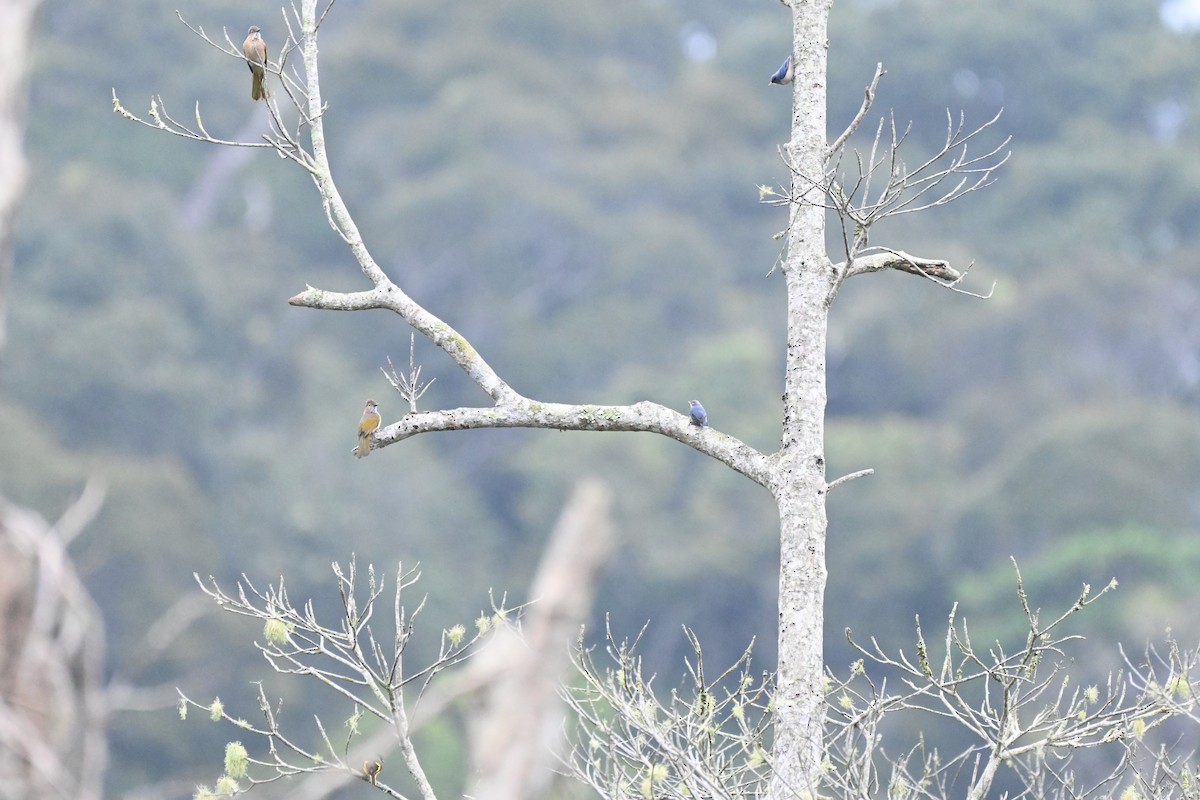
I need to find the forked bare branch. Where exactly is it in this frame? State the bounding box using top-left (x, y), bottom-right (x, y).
top-left (823, 108), bottom-right (1010, 266)
top-left (766, 106), bottom-right (1009, 291)
top-left (114, 0), bottom-right (782, 487)
top-left (382, 334), bottom-right (437, 413)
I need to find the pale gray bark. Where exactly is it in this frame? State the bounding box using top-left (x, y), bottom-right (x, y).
top-left (771, 3), bottom-right (835, 796)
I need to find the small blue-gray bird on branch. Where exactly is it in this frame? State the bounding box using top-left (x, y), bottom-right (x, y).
top-left (769, 55), bottom-right (794, 86)
top-left (688, 400), bottom-right (708, 427)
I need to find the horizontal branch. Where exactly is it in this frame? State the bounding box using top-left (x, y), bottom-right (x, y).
top-left (374, 399), bottom-right (777, 489)
top-left (840, 249), bottom-right (967, 283)
top-left (293, 285), bottom-right (778, 486)
top-left (111, 92), bottom-right (277, 150)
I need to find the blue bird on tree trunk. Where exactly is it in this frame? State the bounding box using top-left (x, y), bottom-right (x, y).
top-left (769, 55), bottom-right (794, 86)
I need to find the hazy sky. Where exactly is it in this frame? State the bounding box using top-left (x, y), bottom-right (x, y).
top-left (1161, 0), bottom-right (1200, 30)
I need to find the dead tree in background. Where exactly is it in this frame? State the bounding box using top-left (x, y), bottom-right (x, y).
top-left (0, 8), bottom-right (110, 798)
top-left (0, 485), bottom-right (107, 800)
top-left (0, 0), bottom-right (43, 350)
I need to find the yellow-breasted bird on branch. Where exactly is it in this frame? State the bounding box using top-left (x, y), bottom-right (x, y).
top-left (355, 400), bottom-right (381, 458)
top-left (363, 757), bottom-right (383, 785)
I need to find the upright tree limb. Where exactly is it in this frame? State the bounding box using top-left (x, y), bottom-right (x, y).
top-left (771, 2), bottom-right (836, 796)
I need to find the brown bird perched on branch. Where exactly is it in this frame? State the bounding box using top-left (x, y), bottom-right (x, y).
top-left (242, 25), bottom-right (268, 100)
top-left (363, 757), bottom-right (383, 785)
top-left (355, 400), bottom-right (381, 458)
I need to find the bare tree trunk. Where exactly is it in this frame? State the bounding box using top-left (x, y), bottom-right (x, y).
top-left (771, 2), bottom-right (834, 797)
top-left (0, 0), bottom-right (42, 351)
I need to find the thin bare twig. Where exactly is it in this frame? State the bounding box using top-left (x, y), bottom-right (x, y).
top-left (828, 63), bottom-right (887, 158)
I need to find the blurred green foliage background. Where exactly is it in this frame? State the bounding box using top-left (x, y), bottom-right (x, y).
top-left (5, 0), bottom-right (1200, 794)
